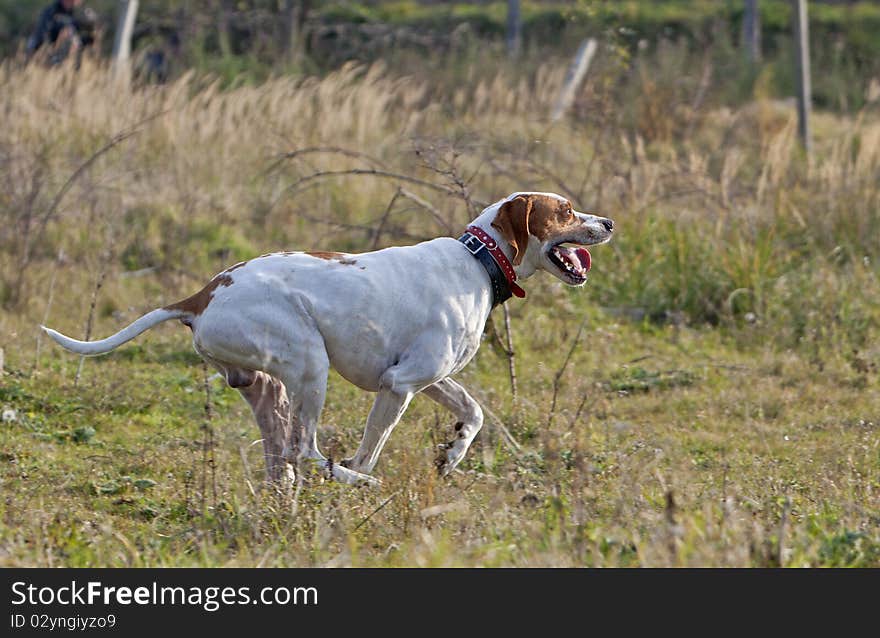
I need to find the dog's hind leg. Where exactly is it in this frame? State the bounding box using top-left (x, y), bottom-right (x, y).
top-left (273, 334), bottom-right (379, 487)
top-left (238, 371), bottom-right (293, 483)
top-left (421, 378), bottom-right (483, 476)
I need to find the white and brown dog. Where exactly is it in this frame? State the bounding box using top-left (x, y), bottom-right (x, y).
top-left (43, 192), bottom-right (613, 485)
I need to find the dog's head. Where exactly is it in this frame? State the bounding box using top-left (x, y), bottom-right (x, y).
top-left (490, 192), bottom-right (614, 286)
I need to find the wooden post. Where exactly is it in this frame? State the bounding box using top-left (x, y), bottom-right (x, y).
top-left (217, 0), bottom-right (233, 58)
top-left (551, 38), bottom-right (597, 121)
top-left (112, 0), bottom-right (139, 78)
top-left (742, 0), bottom-right (761, 63)
top-left (792, 0), bottom-right (812, 154)
top-left (282, 0), bottom-right (310, 64)
top-left (506, 0), bottom-right (521, 59)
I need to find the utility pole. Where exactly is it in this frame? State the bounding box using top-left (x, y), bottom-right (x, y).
top-left (792, 0), bottom-right (812, 154)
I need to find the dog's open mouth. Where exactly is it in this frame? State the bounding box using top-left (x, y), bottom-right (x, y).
top-left (548, 242), bottom-right (591, 283)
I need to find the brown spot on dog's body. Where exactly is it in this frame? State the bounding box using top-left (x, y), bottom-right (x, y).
top-left (307, 251), bottom-right (344, 260)
top-left (524, 195), bottom-right (580, 242)
top-left (491, 194), bottom-right (583, 262)
top-left (306, 251), bottom-right (358, 266)
top-left (164, 273), bottom-right (234, 326)
top-left (222, 260), bottom-right (249, 274)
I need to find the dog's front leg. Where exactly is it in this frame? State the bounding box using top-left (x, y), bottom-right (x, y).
top-left (342, 387), bottom-right (414, 475)
top-left (421, 378), bottom-right (483, 476)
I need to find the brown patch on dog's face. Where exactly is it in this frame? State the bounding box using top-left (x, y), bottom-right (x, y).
top-left (524, 194), bottom-right (582, 243)
top-left (491, 194), bottom-right (582, 264)
top-left (164, 273), bottom-right (234, 324)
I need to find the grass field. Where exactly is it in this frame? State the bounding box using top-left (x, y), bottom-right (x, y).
top-left (0, 53), bottom-right (878, 567)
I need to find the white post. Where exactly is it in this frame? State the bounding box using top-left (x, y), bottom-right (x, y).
top-left (112, 0), bottom-right (139, 78)
top-left (551, 38), bottom-right (597, 122)
top-left (792, 0), bottom-right (811, 154)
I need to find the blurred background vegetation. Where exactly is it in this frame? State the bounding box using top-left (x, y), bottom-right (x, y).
top-left (2, 1), bottom-right (880, 109)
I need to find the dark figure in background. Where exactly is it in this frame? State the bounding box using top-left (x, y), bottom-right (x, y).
top-left (26, 0), bottom-right (97, 66)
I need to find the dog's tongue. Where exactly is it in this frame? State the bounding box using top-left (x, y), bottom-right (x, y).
top-left (574, 247), bottom-right (591, 272)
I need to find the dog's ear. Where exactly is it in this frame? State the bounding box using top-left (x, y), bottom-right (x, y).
top-left (491, 195), bottom-right (532, 265)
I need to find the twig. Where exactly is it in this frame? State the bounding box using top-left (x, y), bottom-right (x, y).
top-left (371, 188), bottom-right (403, 249)
top-left (684, 48), bottom-right (714, 140)
top-left (294, 209), bottom-right (429, 243)
top-left (289, 469), bottom-right (304, 519)
top-left (520, 156), bottom-right (581, 204)
top-left (353, 490), bottom-right (400, 532)
top-left (238, 445), bottom-right (257, 498)
top-left (567, 393), bottom-right (590, 432)
top-left (466, 388), bottom-right (522, 455)
top-left (776, 495), bottom-right (791, 567)
top-left (502, 304), bottom-right (517, 398)
top-left (33, 249), bottom-right (64, 374)
top-left (74, 250), bottom-right (111, 387)
top-left (201, 361), bottom-right (217, 514)
top-left (398, 188), bottom-right (452, 233)
top-left (548, 317), bottom-right (589, 428)
top-left (23, 110), bottom-right (167, 275)
top-left (665, 490), bottom-right (680, 566)
top-left (268, 146), bottom-right (388, 174)
top-left (284, 169), bottom-right (470, 201)
top-left (32, 129), bottom-right (138, 259)
top-left (413, 138), bottom-right (478, 215)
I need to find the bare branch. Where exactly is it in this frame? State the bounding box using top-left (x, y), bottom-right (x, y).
top-left (286, 168), bottom-right (468, 199)
top-left (548, 317), bottom-right (589, 427)
top-left (266, 146), bottom-right (388, 175)
top-left (371, 188), bottom-right (403, 249)
top-left (398, 188), bottom-right (452, 233)
top-left (353, 490), bottom-right (400, 532)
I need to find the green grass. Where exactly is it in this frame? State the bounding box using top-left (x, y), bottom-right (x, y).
top-left (1, 298), bottom-right (878, 567)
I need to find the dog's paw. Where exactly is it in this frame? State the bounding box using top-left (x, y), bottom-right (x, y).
top-left (339, 457), bottom-right (359, 471)
top-left (435, 442), bottom-right (465, 477)
top-left (326, 460), bottom-right (382, 487)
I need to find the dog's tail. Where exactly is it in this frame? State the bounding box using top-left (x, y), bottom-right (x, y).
top-left (41, 308), bottom-right (187, 357)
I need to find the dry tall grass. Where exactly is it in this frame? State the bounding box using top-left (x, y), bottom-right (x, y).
top-left (2, 58), bottom-right (877, 327)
